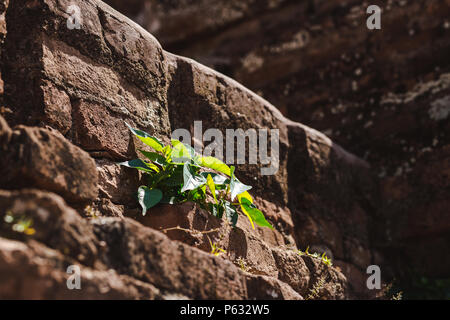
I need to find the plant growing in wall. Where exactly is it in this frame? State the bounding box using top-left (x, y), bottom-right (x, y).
top-left (120, 123), bottom-right (273, 230)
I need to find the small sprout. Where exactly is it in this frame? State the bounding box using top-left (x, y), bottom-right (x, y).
top-left (298, 246), bottom-right (333, 267)
top-left (207, 236), bottom-right (226, 257)
top-left (391, 291), bottom-right (403, 300)
top-left (84, 205), bottom-right (100, 219)
top-left (236, 257), bottom-right (250, 272)
top-left (321, 252), bottom-right (333, 267)
top-left (3, 211), bottom-right (35, 236)
top-left (306, 276), bottom-right (326, 300)
top-left (381, 282), bottom-right (404, 300)
top-left (23, 226), bottom-right (36, 236)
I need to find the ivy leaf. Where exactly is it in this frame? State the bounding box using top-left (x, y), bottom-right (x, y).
top-left (206, 174), bottom-right (218, 203)
top-left (230, 166), bottom-right (252, 201)
top-left (240, 198), bottom-right (273, 229)
top-left (118, 159), bottom-right (157, 173)
top-left (200, 172), bottom-right (229, 185)
top-left (137, 186), bottom-right (163, 216)
top-left (189, 186), bottom-right (206, 202)
top-left (239, 203), bottom-right (254, 229)
top-left (181, 163), bottom-right (207, 193)
top-left (171, 140), bottom-right (196, 164)
top-left (230, 180), bottom-right (252, 202)
top-left (125, 122), bottom-right (164, 152)
top-left (224, 201), bottom-right (238, 227)
top-left (195, 156), bottom-right (231, 176)
top-left (237, 191), bottom-right (253, 204)
top-left (139, 149), bottom-right (167, 167)
top-left (162, 145), bottom-right (173, 157)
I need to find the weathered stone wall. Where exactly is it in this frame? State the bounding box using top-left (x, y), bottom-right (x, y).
top-left (0, 0), bottom-right (388, 299)
top-left (104, 0), bottom-right (450, 287)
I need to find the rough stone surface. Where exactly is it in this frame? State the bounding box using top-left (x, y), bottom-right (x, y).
top-left (0, 112), bottom-right (11, 146)
top-left (0, 238), bottom-right (162, 300)
top-left (0, 189), bottom-right (100, 268)
top-left (0, 0), bottom-right (8, 94)
top-left (96, 158), bottom-right (141, 206)
top-left (271, 248), bottom-right (311, 297)
top-left (140, 202), bottom-right (284, 278)
top-left (0, 189), bottom-right (316, 300)
top-left (245, 274), bottom-right (303, 300)
top-left (3, 0), bottom-right (172, 159)
top-left (0, 118), bottom-right (98, 203)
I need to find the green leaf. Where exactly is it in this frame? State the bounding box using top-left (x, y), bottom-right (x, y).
top-left (200, 172), bottom-right (229, 185)
top-left (240, 198), bottom-right (273, 229)
top-left (162, 145), bottom-right (173, 157)
top-left (237, 191), bottom-right (253, 204)
top-left (230, 180), bottom-right (252, 201)
top-left (137, 186), bottom-right (163, 216)
top-left (118, 159), bottom-right (156, 173)
top-left (229, 166), bottom-right (252, 201)
top-left (171, 140), bottom-right (196, 164)
top-left (139, 150), bottom-right (167, 167)
top-left (146, 170), bottom-right (168, 187)
top-left (224, 201), bottom-right (238, 227)
top-left (181, 162), bottom-right (207, 193)
top-left (160, 166), bottom-right (184, 187)
top-left (206, 174), bottom-right (218, 203)
top-left (125, 122), bottom-right (164, 152)
top-left (239, 203), bottom-right (255, 230)
top-left (189, 187), bottom-right (206, 202)
top-left (195, 156), bottom-right (231, 176)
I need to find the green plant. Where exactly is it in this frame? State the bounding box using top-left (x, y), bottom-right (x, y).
top-left (236, 257), bottom-right (250, 272)
top-left (380, 282), bottom-right (403, 300)
top-left (306, 276), bottom-right (326, 300)
top-left (298, 246), bottom-right (333, 267)
top-left (207, 236), bottom-right (227, 257)
top-left (391, 291), bottom-right (403, 300)
top-left (3, 211), bottom-right (35, 236)
top-left (84, 205), bottom-right (100, 219)
top-left (120, 123), bottom-right (273, 230)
